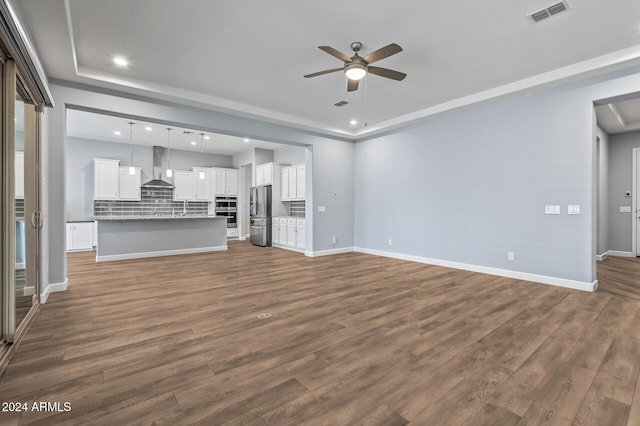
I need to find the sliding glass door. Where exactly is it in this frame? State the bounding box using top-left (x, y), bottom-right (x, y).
top-left (2, 59), bottom-right (41, 344)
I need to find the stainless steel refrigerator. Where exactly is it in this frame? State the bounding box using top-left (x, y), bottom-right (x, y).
top-left (250, 185), bottom-right (272, 246)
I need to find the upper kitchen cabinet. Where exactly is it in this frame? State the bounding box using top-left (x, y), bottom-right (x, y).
top-left (94, 158), bottom-right (120, 200)
top-left (173, 170), bottom-right (194, 201)
top-left (212, 168), bottom-right (238, 196)
top-left (256, 163), bottom-right (273, 186)
top-left (192, 167), bottom-right (212, 201)
top-left (281, 164), bottom-right (305, 201)
top-left (118, 166), bottom-right (142, 200)
top-left (15, 151), bottom-right (24, 199)
top-left (295, 165), bottom-right (305, 199)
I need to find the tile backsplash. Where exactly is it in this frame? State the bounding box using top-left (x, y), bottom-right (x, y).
top-left (94, 187), bottom-right (209, 217)
top-left (15, 198), bottom-right (24, 220)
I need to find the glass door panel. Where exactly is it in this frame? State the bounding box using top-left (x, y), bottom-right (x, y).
top-left (3, 63), bottom-right (39, 343)
top-left (14, 93), bottom-right (30, 329)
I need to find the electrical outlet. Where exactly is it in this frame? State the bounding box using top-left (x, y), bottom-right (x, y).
top-left (388, 238), bottom-right (393, 246)
top-left (332, 236), bottom-right (337, 244)
top-left (508, 252), bottom-right (515, 261)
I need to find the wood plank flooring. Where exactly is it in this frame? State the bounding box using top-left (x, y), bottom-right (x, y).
top-left (0, 242), bottom-right (639, 425)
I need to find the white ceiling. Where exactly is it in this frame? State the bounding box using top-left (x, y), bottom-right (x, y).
top-left (66, 109), bottom-right (285, 155)
top-left (16, 0), bottom-right (640, 137)
top-left (596, 97), bottom-right (640, 135)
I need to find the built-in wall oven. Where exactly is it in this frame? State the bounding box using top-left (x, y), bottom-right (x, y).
top-left (215, 196), bottom-right (238, 238)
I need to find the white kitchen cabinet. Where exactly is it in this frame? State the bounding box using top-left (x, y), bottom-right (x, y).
top-left (256, 163), bottom-right (274, 186)
top-left (15, 151), bottom-right (24, 199)
top-left (192, 167), bottom-right (212, 201)
top-left (286, 218), bottom-right (297, 247)
top-left (118, 166), bottom-right (141, 200)
top-left (173, 170), bottom-right (194, 201)
top-left (226, 169), bottom-right (238, 196)
top-left (94, 159), bottom-right (120, 200)
top-left (213, 169), bottom-right (226, 195)
top-left (296, 165), bottom-right (306, 199)
top-left (280, 164), bottom-right (305, 201)
top-left (288, 167), bottom-right (297, 200)
top-left (212, 168), bottom-right (238, 196)
top-left (262, 163), bottom-right (273, 185)
top-left (272, 217), bottom-right (279, 245)
top-left (296, 219), bottom-right (306, 250)
top-left (66, 222), bottom-right (94, 251)
top-left (281, 168), bottom-right (289, 200)
top-left (278, 217), bottom-right (287, 245)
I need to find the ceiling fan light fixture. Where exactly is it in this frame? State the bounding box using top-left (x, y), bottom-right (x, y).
top-left (345, 64), bottom-right (367, 81)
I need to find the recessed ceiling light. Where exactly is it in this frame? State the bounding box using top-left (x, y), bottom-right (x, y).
top-left (113, 56), bottom-right (128, 67)
top-left (243, 138), bottom-right (250, 143)
top-left (190, 141), bottom-right (197, 145)
top-left (350, 119), bottom-right (358, 125)
top-left (204, 135), bottom-right (210, 140)
top-left (114, 131), bottom-right (121, 136)
top-left (145, 126), bottom-right (152, 131)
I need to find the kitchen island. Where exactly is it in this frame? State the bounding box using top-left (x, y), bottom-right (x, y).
top-left (95, 215), bottom-right (228, 262)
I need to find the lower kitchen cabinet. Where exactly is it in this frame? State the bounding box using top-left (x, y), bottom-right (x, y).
top-left (286, 218), bottom-right (296, 247)
top-left (296, 219), bottom-right (305, 250)
top-left (66, 222), bottom-right (94, 251)
top-left (272, 217), bottom-right (279, 244)
top-left (278, 218), bottom-right (287, 245)
top-left (273, 217), bottom-right (305, 251)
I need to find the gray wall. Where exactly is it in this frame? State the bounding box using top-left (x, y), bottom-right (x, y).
top-left (274, 145), bottom-right (305, 165)
top-left (46, 83), bottom-right (355, 285)
top-left (607, 130), bottom-right (640, 252)
top-left (66, 137), bottom-right (233, 221)
top-left (596, 127), bottom-right (610, 255)
top-left (354, 68), bottom-right (640, 285)
top-left (254, 148), bottom-right (274, 166)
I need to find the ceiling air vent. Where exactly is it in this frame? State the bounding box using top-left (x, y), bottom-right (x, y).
top-left (528, 1), bottom-right (568, 23)
top-left (334, 100), bottom-right (349, 107)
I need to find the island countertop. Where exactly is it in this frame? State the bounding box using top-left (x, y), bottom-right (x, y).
top-left (94, 215), bottom-right (224, 221)
top-left (95, 216), bottom-right (228, 262)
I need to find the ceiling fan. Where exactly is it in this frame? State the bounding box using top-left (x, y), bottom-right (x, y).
top-left (304, 42), bottom-right (406, 92)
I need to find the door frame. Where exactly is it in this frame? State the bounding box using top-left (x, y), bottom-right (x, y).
top-left (633, 148), bottom-right (640, 257)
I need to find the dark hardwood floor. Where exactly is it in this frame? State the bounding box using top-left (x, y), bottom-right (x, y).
top-left (0, 242), bottom-right (639, 425)
top-left (597, 255), bottom-right (640, 301)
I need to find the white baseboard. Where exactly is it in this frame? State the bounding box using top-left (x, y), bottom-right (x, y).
top-left (40, 278), bottom-right (69, 304)
top-left (96, 245), bottom-right (227, 262)
top-left (22, 286), bottom-right (35, 297)
top-left (305, 247), bottom-right (355, 257)
top-left (15, 262), bottom-right (25, 270)
top-left (354, 247), bottom-right (598, 292)
top-left (608, 250), bottom-right (634, 258)
top-left (272, 244), bottom-right (305, 254)
top-left (596, 251), bottom-right (610, 261)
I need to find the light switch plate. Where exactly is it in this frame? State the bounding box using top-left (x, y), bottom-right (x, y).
top-left (317, 206), bottom-right (326, 212)
top-left (568, 205), bottom-right (580, 215)
top-left (545, 205), bottom-right (560, 215)
top-left (620, 206), bottom-right (632, 213)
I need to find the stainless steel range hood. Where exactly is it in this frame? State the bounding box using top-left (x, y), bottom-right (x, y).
top-left (142, 146), bottom-right (174, 188)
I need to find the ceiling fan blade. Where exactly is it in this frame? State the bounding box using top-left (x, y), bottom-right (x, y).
top-left (347, 79), bottom-right (359, 92)
top-left (304, 68), bottom-right (343, 78)
top-left (368, 66), bottom-right (407, 81)
top-left (363, 43), bottom-right (403, 64)
top-left (318, 46), bottom-right (351, 63)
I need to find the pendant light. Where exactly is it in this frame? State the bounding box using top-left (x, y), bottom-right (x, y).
top-left (198, 133), bottom-right (206, 179)
top-left (165, 127), bottom-right (173, 177)
top-left (128, 122), bottom-right (136, 175)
